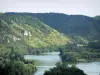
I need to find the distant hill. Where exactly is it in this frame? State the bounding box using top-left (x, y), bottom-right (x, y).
top-left (94, 16), bottom-right (100, 20)
top-left (30, 13), bottom-right (100, 43)
top-left (0, 13), bottom-right (69, 54)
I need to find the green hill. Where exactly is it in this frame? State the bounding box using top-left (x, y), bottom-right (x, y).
top-left (94, 16), bottom-right (100, 20)
top-left (1, 12), bottom-right (100, 54)
top-left (30, 13), bottom-right (100, 43)
top-left (0, 13), bottom-right (69, 55)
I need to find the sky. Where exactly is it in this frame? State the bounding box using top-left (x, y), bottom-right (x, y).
top-left (0, 0), bottom-right (100, 17)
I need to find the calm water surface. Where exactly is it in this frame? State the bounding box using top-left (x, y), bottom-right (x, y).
top-left (24, 52), bottom-right (100, 75)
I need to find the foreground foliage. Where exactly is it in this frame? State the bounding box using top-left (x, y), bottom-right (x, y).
top-left (44, 62), bottom-right (87, 75)
top-left (0, 47), bottom-right (36, 75)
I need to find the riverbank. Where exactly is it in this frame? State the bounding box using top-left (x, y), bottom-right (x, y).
top-left (24, 52), bottom-right (100, 75)
top-left (24, 52), bottom-right (61, 75)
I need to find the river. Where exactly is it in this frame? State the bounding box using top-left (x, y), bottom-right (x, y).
top-left (24, 52), bottom-right (100, 75)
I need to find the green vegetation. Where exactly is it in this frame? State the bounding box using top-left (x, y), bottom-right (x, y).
top-left (0, 13), bottom-right (70, 75)
top-left (59, 42), bottom-right (100, 62)
top-left (0, 12), bottom-right (100, 75)
top-left (94, 16), bottom-right (100, 20)
top-left (44, 62), bottom-right (86, 75)
top-left (31, 13), bottom-right (100, 42)
top-left (0, 13), bottom-right (69, 55)
top-left (0, 46), bottom-right (36, 75)
top-left (5, 12), bottom-right (100, 43)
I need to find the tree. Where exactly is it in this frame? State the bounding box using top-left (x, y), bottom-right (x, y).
top-left (44, 62), bottom-right (87, 75)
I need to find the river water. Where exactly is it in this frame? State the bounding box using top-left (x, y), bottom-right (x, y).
top-left (24, 52), bottom-right (100, 75)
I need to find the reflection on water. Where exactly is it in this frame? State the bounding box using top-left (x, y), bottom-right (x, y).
top-left (24, 52), bottom-right (100, 75)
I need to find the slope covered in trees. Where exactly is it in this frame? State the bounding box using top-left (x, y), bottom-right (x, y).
top-left (5, 12), bottom-right (100, 43)
top-left (31, 13), bottom-right (100, 43)
top-left (94, 16), bottom-right (100, 20)
top-left (0, 13), bottom-right (69, 55)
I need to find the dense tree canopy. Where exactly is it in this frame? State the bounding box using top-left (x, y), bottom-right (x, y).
top-left (0, 47), bottom-right (36, 75)
top-left (44, 62), bottom-right (87, 75)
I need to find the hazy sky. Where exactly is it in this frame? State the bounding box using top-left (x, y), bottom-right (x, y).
top-left (0, 0), bottom-right (100, 16)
